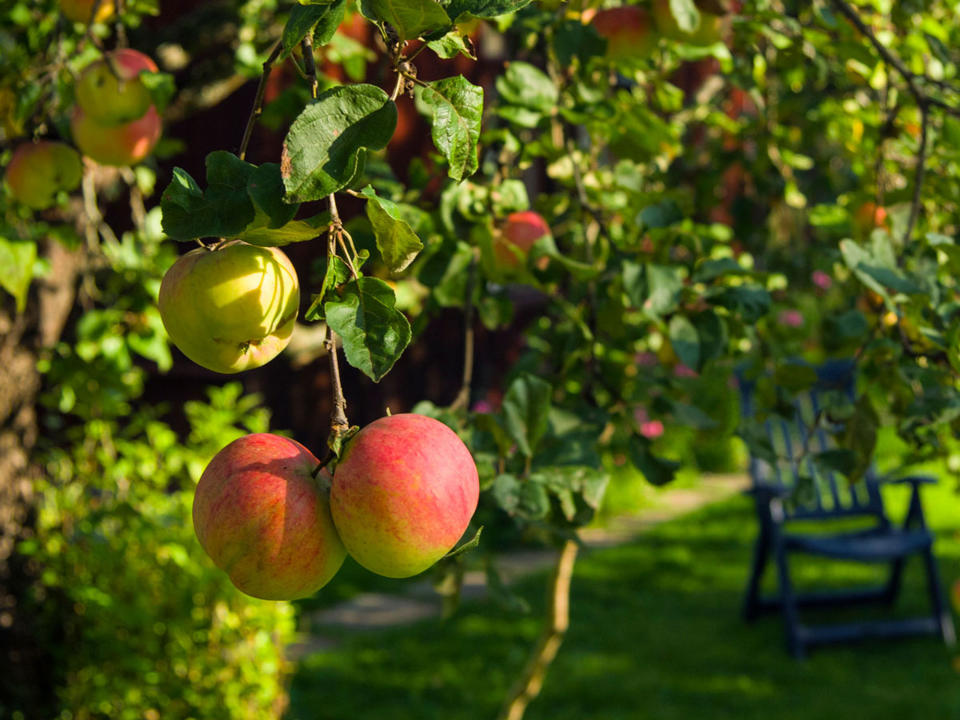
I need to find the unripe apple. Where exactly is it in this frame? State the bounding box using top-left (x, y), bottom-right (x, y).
top-left (70, 105), bottom-right (162, 166)
top-left (652, 0), bottom-right (724, 45)
top-left (330, 414), bottom-right (480, 578)
top-left (60, 0), bottom-right (113, 23)
top-left (193, 433), bottom-right (346, 600)
top-left (76, 49), bottom-right (158, 125)
top-left (854, 201), bottom-right (888, 232)
top-left (494, 210), bottom-right (551, 270)
top-left (592, 6), bottom-right (656, 60)
top-left (158, 240), bottom-right (299, 374)
top-left (4, 141), bottom-right (82, 210)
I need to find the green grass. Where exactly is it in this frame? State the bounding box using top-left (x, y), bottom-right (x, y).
top-left (287, 483), bottom-right (960, 720)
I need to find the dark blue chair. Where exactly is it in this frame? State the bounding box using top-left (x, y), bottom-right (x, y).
top-left (738, 359), bottom-right (956, 658)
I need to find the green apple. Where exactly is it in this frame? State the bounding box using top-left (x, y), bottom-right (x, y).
top-left (4, 141), bottom-right (82, 210)
top-left (70, 104), bottom-right (161, 166)
top-left (76, 49), bottom-right (158, 125)
top-left (158, 241), bottom-right (300, 374)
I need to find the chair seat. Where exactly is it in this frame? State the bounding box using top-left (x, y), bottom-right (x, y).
top-left (784, 528), bottom-right (933, 562)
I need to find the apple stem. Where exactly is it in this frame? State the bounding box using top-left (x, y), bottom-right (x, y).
top-left (498, 539), bottom-right (579, 720)
top-left (238, 40), bottom-right (282, 161)
top-left (450, 249), bottom-right (478, 413)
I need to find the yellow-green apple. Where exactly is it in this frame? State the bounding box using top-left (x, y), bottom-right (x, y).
top-left (60, 0), bottom-right (113, 23)
top-left (592, 6), bottom-right (656, 60)
top-left (330, 414), bottom-right (480, 578)
top-left (4, 141), bottom-right (82, 210)
top-left (652, 0), bottom-right (724, 45)
top-left (494, 210), bottom-right (551, 270)
top-left (158, 240), bottom-right (299, 374)
top-left (70, 105), bottom-right (162, 166)
top-left (76, 49), bottom-right (158, 125)
top-left (193, 433), bottom-right (346, 600)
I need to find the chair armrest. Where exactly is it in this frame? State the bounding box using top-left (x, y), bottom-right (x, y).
top-left (746, 483), bottom-right (792, 500)
top-left (881, 474), bottom-right (938, 487)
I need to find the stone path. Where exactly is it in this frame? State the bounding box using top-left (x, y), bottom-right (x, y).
top-left (288, 473), bottom-right (748, 658)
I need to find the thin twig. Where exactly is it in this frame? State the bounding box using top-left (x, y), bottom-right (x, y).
top-left (498, 540), bottom-right (579, 720)
top-left (325, 325), bottom-right (350, 432)
top-left (903, 104), bottom-right (928, 246)
top-left (301, 35), bottom-right (318, 100)
top-left (450, 250), bottom-right (478, 413)
top-left (238, 41), bottom-right (283, 161)
top-left (113, 0), bottom-right (127, 48)
top-left (390, 70), bottom-right (405, 101)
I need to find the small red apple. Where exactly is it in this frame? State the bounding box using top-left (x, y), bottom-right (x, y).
top-left (494, 210), bottom-right (551, 270)
top-left (592, 6), bottom-right (656, 60)
top-left (76, 49), bottom-right (158, 125)
top-left (854, 201), bottom-right (888, 232)
top-left (70, 104), bottom-right (161, 166)
top-left (193, 433), bottom-right (346, 600)
top-left (330, 414), bottom-right (480, 578)
top-left (4, 141), bottom-right (82, 209)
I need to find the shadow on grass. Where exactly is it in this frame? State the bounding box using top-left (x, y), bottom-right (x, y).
top-left (288, 490), bottom-right (960, 720)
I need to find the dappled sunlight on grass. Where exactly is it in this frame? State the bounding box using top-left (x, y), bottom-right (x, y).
top-left (288, 490), bottom-right (960, 720)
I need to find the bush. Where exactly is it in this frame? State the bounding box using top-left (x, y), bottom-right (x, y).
top-left (22, 384), bottom-right (295, 720)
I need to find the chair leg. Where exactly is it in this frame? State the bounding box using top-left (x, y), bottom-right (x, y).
top-left (743, 526), bottom-right (770, 622)
top-left (884, 557), bottom-right (904, 606)
top-left (921, 547), bottom-right (956, 647)
top-left (773, 540), bottom-right (805, 659)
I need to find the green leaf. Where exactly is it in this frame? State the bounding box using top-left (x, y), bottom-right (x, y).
top-left (160, 152), bottom-right (256, 240)
top-left (495, 62), bottom-right (557, 113)
top-left (247, 163), bottom-right (299, 229)
top-left (668, 315), bottom-right (700, 370)
top-left (282, 4), bottom-right (328, 57)
top-left (710, 285), bottom-right (771, 322)
top-left (0, 236), bottom-right (36, 312)
top-left (139, 71), bottom-right (176, 113)
top-left (427, 31), bottom-right (476, 59)
top-left (491, 473), bottom-right (549, 520)
top-left (238, 215), bottom-right (327, 247)
top-left (324, 277), bottom-right (412, 381)
top-left (443, 526), bottom-right (482, 558)
top-left (282, 84), bottom-right (398, 202)
top-left (361, 186), bottom-right (424, 272)
top-left (502, 373), bottom-right (552, 457)
top-left (444, 0), bottom-right (532, 21)
top-left (315, 0), bottom-right (347, 44)
top-left (359, 0), bottom-right (451, 40)
top-left (628, 435), bottom-right (680, 486)
top-left (669, 0), bottom-right (701, 33)
top-left (305, 256), bottom-right (354, 321)
top-left (839, 237), bottom-right (926, 303)
top-left (552, 19), bottom-right (605, 66)
top-left (417, 76), bottom-right (483, 182)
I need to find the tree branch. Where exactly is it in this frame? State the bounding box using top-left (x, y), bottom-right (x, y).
top-left (498, 539), bottom-right (579, 720)
top-left (238, 40), bottom-right (282, 161)
top-left (903, 104), bottom-right (929, 247)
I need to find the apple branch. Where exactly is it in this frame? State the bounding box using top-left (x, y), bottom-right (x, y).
top-left (113, 0), bottom-right (127, 48)
top-left (238, 40), bottom-right (282, 161)
top-left (498, 539), bottom-right (579, 720)
top-left (325, 192), bottom-right (351, 446)
top-left (449, 249), bottom-right (478, 413)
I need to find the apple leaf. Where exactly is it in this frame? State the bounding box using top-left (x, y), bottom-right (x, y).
top-left (324, 277), bottom-right (411, 381)
top-left (160, 152), bottom-right (257, 240)
top-left (0, 236), bottom-right (36, 313)
top-left (416, 76), bottom-right (482, 182)
top-left (443, 0), bottom-right (532, 21)
top-left (495, 62), bottom-right (557, 114)
top-left (305, 256), bottom-right (355, 321)
top-left (427, 30), bottom-right (476, 59)
top-left (282, 0), bottom-right (346, 57)
top-left (627, 435), bottom-right (679, 486)
top-left (239, 214), bottom-right (328, 247)
top-left (669, 0), bottom-right (701, 33)
top-left (502, 373), bottom-right (551, 457)
top-left (443, 526), bottom-right (483, 559)
top-left (247, 163), bottom-right (299, 229)
top-left (668, 314), bottom-right (700, 370)
top-left (281, 84), bottom-right (398, 202)
top-left (139, 71), bottom-right (176, 113)
top-left (360, 186), bottom-right (424, 273)
top-left (359, 0), bottom-right (451, 40)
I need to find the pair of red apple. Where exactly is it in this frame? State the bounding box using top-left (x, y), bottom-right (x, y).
top-left (193, 414), bottom-right (480, 600)
top-left (71, 48), bottom-right (162, 166)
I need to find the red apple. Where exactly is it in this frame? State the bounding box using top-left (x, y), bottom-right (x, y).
top-left (71, 104), bottom-right (161, 166)
top-left (592, 6), bottom-right (656, 60)
top-left (330, 414), bottom-right (480, 578)
top-left (76, 49), bottom-right (158, 125)
top-left (158, 240), bottom-right (299, 374)
top-left (60, 0), bottom-right (113, 23)
top-left (193, 433), bottom-right (346, 600)
top-left (4, 141), bottom-right (82, 209)
top-left (494, 210), bottom-right (551, 270)
top-left (854, 201), bottom-right (888, 233)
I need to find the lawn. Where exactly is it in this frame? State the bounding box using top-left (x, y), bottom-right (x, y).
top-left (288, 482), bottom-right (960, 720)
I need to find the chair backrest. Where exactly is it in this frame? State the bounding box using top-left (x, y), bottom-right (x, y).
top-left (737, 359), bottom-right (886, 522)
